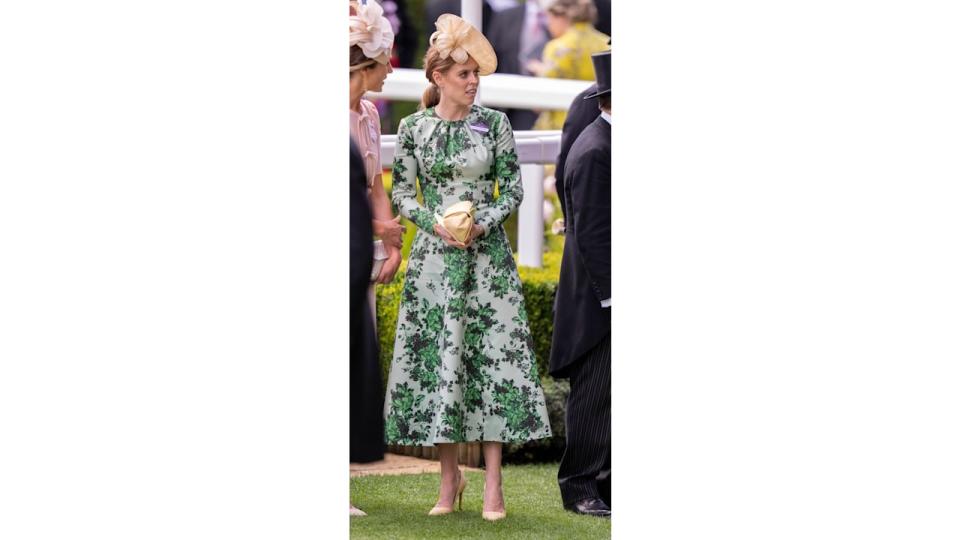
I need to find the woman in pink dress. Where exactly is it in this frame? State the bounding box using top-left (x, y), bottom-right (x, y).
top-left (350, 1), bottom-right (404, 299)
top-left (348, 0), bottom-right (404, 517)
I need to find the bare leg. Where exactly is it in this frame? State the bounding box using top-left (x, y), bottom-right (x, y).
top-left (434, 443), bottom-right (461, 508)
top-left (482, 442), bottom-right (504, 512)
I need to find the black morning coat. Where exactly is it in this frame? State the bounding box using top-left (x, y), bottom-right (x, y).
top-left (554, 84), bottom-right (601, 219)
top-left (548, 115), bottom-right (611, 377)
top-left (349, 139), bottom-right (384, 463)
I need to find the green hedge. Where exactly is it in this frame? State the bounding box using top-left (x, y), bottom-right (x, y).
top-left (374, 266), bottom-right (407, 386)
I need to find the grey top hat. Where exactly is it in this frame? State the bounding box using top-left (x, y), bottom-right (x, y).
top-left (583, 50), bottom-right (611, 100)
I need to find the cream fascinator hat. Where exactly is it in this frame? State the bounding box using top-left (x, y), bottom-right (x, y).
top-left (435, 201), bottom-right (476, 244)
top-left (349, 0), bottom-right (394, 71)
top-left (429, 14), bottom-right (497, 75)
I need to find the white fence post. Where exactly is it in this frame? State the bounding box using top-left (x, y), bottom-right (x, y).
top-left (366, 69), bottom-right (591, 110)
top-left (517, 164), bottom-right (544, 268)
top-left (462, 0), bottom-right (483, 104)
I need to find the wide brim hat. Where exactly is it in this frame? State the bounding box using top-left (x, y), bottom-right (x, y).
top-left (583, 50), bottom-right (611, 99)
top-left (429, 14), bottom-right (497, 76)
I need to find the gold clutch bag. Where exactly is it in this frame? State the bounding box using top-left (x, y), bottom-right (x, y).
top-left (435, 201), bottom-right (475, 244)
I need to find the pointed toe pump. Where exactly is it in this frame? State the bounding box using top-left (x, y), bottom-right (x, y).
top-left (428, 470), bottom-right (468, 516)
top-left (481, 509), bottom-right (507, 522)
top-left (482, 487), bottom-right (507, 521)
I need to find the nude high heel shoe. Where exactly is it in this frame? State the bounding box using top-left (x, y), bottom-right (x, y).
top-left (482, 508), bottom-right (507, 521)
top-left (428, 470), bottom-right (467, 516)
top-left (482, 485), bottom-right (507, 521)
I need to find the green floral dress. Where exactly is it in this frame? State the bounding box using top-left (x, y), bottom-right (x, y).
top-left (383, 105), bottom-right (553, 446)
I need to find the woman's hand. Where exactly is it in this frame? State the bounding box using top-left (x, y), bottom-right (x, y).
top-left (433, 223), bottom-right (467, 249)
top-left (461, 224), bottom-right (484, 248)
top-left (376, 249), bottom-right (402, 284)
top-left (433, 223), bottom-right (483, 249)
top-left (373, 216), bottom-right (405, 249)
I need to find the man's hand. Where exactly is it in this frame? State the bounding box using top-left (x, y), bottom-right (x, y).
top-left (375, 250), bottom-right (402, 284)
top-left (373, 216), bottom-right (405, 249)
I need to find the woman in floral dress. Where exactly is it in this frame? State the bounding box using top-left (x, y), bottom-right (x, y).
top-left (382, 14), bottom-right (552, 522)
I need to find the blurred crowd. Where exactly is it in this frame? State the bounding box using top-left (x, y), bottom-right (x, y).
top-left (366, 0), bottom-right (610, 132)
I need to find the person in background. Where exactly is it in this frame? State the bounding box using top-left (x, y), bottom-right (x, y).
top-left (425, 0), bottom-right (494, 39)
top-left (549, 50), bottom-right (612, 517)
top-left (376, 0), bottom-right (418, 68)
top-left (527, 0), bottom-right (609, 130)
top-left (382, 14), bottom-right (552, 522)
top-left (365, 0), bottom-right (417, 133)
top-left (486, 0), bottom-right (550, 130)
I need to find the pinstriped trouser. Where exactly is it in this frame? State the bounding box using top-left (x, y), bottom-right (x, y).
top-left (558, 333), bottom-right (612, 506)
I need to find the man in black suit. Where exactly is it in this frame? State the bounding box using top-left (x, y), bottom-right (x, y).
top-left (553, 81), bottom-right (600, 221)
top-left (548, 50), bottom-right (611, 518)
top-left (554, 37), bottom-right (611, 221)
top-left (593, 0), bottom-right (611, 37)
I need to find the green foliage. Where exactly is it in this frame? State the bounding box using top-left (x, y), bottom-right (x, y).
top-left (374, 260), bottom-right (408, 386)
top-left (516, 261), bottom-right (558, 380)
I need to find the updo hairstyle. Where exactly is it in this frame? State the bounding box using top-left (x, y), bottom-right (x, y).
top-left (419, 46), bottom-right (463, 110)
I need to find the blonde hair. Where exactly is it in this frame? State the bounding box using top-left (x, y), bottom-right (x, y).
top-left (545, 0), bottom-right (597, 24)
top-left (419, 46), bottom-right (462, 110)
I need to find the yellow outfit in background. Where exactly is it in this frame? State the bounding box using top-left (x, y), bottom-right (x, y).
top-left (534, 22), bottom-right (610, 131)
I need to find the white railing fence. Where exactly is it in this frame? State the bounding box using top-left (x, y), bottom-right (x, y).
top-left (367, 68), bottom-right (592, 111)
top-left (381, 131), bottom-right (561, 268)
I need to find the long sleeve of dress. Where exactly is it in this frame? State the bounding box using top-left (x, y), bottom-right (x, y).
top-left (391, 117), bottom-right (437, 235)
top-left (475, 112), bottom-right (523, 234)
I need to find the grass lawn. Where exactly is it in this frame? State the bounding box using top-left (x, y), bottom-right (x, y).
top-left (350, 463), bottom-right (610, 539)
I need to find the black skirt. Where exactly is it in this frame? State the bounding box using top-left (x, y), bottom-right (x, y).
top-left (349, 139), bottom-right (385, 463)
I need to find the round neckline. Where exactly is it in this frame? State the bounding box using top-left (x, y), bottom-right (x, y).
top-left (430, 105), bottom-right (475, 124)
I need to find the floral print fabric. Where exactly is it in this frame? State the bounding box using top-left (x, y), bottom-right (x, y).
top-left (383, 105), bottom-right (552, 446)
